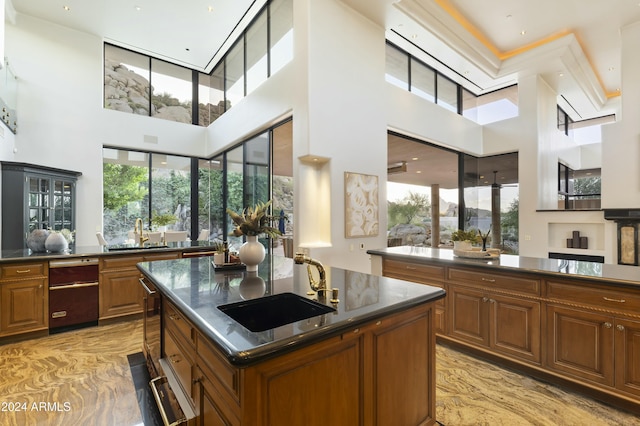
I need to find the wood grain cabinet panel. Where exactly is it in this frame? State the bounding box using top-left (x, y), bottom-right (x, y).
top-left (0, 261), bottom-right (48, 337)
top-left (181, 302), bottom-right (437, 426)
top-left (99, 270), bottom-right (144, 319)
top-left (448, 285), bottom-right (541, 364)
top-left (0, 278), bottom-right (47, 335)
top-left (614, 317), bottom-right (640, 397)
top-left (546, 304), bottom-right (615, 386)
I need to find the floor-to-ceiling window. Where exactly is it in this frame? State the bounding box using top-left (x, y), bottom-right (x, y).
top-left (387, 133), bottom-right (519, 253)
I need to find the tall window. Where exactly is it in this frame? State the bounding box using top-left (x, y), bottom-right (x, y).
top-left (410, 58), bottom-right (436, 103)
top-left (270, 0), bottom-right (294, 76)
top-left (151, 59), bottom-right (193, 123)
top-left (558, 163), bottom-right (601, 210)
top-left (103, 0), bottom-right (294, 126)
top-left (102, 148), bottom-right (195, 244)
top-left (385, 43), bottom-right (409, 90)
top-left (436, 74), bottom-right (458, 113)
top-left (104, 45), bottom-right (150, 116)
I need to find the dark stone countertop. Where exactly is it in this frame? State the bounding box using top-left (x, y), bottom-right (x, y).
top-left (0, 241), bottom-right (217, 263)
top-left (137, 256), bottom-right (445, 366)
top-left (367, 246), bottom-right (640, 289)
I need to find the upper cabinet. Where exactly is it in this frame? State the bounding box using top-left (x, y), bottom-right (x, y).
top-left (1, 162), bottom-right (81, 250)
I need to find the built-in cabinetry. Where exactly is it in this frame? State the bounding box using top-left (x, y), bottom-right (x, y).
top-left (545, 279), bottom-right (640, 398)
top-left (380, 255), bottom-right (640, 412)
top-left (99, 252), bottom-right (180, 321)
top-left (1, 162), bottom-right (81, 250)
top-left (161, 298), bottom-right (437, 426)
top-left (0, 261), bottom-right (48, 337)
top-left (382, 258), bottom-right (446, 334)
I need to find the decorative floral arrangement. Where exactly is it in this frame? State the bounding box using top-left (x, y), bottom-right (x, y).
top-left (227, 200), bottom-right (282, 238)
top-left (50, 228), bottom-right (75, 244)
top-left (451, 228), bottom-right (480, 243)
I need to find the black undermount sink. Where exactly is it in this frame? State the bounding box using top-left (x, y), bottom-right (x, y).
top-left (218, 292), bottom-right (336, 332)
top-left (107, 244), bottom-right (169, 251)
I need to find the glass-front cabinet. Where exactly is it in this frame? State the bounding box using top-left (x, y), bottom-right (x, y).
top-left (1, 162), bottom-right (81, 250)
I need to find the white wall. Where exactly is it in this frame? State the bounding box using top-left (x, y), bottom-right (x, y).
top-left (602, 21), bottom-right (640, 209)
top-left (6, 14), bottom-right (208, 247)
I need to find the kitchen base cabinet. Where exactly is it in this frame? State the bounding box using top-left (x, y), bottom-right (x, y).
top-left (615, 318), bottom-right (640, 397)
top-left (0, 262), bottom-right (48, 337)
top-left (447, 285), bottom-right (541, 364)
top-left (100, 253), bottom-right (179, 321)
top-left (180, 302), bottom-right (437, 426)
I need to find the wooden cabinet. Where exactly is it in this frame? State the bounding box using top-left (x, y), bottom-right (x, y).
top-left (167, 300), bottom-right (437, 426)
top-left (546, 279), bottom-right (640, 398)
top-left (446, 267), bottom-right (541, 364)
top-left (0, 261), bottom-right (48, 336)
top-left (383, 257), bottom-right (447, 334)
top-left (100, 252), bottom-right (179, 320)
top-left (448, 284), bottom-right (541, 364)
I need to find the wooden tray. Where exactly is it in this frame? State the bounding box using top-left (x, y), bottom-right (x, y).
top-left (453, 248), bottom-right (500, 259)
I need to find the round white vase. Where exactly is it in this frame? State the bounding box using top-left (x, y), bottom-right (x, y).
top-left (239, 235), bottom-right (265, 272)
top-left (45, 232), bottom-right (69, 253)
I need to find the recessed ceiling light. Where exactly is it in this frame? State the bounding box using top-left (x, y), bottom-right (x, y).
top-left (63, 5), bottom-right (70, 11)
top-left (135, 5), bottom-right (142, 11)
top-left (411, 34), bottom-right (418, 39)
top-left (608, 67), bottom-right (615, 71)
top-left (520, 30), bottom-right (526, 35)
top-left (208, 6), bottom-right (214, 12)
top-left (412, 157), bottom-right (418, 161)
top-left (559, 72), bottom-right (564, 77)
top-left (416, 170), bottom-right (422, 174)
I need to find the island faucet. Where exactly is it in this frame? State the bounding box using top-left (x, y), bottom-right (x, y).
top-left (294, 253), bottom-right (327, 294)
top-left (134, 218), bottom-right (149, 246)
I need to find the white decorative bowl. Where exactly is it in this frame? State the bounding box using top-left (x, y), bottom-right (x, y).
top-left (453, 247), bottom-right (500, 259)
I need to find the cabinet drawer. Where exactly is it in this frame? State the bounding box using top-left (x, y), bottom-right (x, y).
top-left (383, 258), bottom-right (445, 283)
top-left (448, 267), bottom-right (540, 295)
top-left (100, 255), bottom-right (143, 271)
top-left (164, 328), bottom-right (195, 406)
top-left (546, 280), bottom-right (640, 313)
top-left (165, 302), bottom-right (195, 347)
top-left (197, 333), bottom-right (240, 401)
top-left (0, 263), bottom-right (46, 280)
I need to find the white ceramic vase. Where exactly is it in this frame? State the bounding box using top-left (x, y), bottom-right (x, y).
top-left (45, 232), bottom-right (69, 253)
top-left (239, 235), bottom-right (265, 272)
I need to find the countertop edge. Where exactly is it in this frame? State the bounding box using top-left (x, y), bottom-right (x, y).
top-left (367, 248), bottom-right (640, 289)
top-left (139, 263), bottom-right (445, 366)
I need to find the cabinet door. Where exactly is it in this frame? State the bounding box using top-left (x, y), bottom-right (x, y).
top-left (489, 294), bottom-right (541, 364)
top-left (368, 305), bottom-right (434, 426)
top-left (99, 270), bottom-right (144, 319)
top-left (0, 279), bottom-right (47, 335)
top-left (614, 318), bottom-right (640, 397)
top-left (546, 305), bottom-right (614, 386)
top-left (448, 285), bottom-right (489, 347)
top-left (195, 366), bottom-right (235, 426)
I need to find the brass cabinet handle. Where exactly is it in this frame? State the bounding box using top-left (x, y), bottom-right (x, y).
top-left (169, 314), bottom-right (180, 321)
top-left (169, 354), bottom-right (181, 363)
top-left (603, 297), bottom-right (626, 303)
top-left (617, 325), bottom-right (625, 331)
top-left (16, 269), bottom-right (31, 274)
top-left (604, 322), bottom-right (612, 328)
top-left (405, 266), bottom-right (417, 270)
top-left (482, 297), bottom-right (489, 302)
top-left (481, 278), bottom-right (496, 283)
top-left (353, 328), bottom-right (360, 334)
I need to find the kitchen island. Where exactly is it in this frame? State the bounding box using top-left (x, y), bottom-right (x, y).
top-left (138, 255), bottom-right (445, 426)
top-left (368, 246), bottom-right (640, 414)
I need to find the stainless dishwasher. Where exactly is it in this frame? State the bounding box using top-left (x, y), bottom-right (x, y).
top-left (49, 258), bottom-right (99, 332)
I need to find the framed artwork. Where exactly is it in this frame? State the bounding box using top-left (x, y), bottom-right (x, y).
top-left (344, 172), bottom-right (379, 238)
top-left (618, 222), bottom-right (638, 266)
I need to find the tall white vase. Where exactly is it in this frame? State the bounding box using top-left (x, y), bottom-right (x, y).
top-left (239, 235), bottom-right (265, 272)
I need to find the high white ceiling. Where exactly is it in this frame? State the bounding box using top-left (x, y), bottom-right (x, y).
top-left (8, 0), bottom-right (639, 120)
top-left (8, 0), bottom-right (265, 72)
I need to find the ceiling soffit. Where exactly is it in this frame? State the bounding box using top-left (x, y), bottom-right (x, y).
top-left (393, 0), bottom-right (614, 119)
